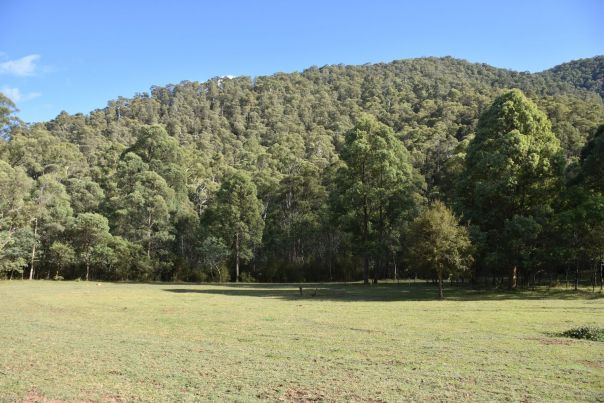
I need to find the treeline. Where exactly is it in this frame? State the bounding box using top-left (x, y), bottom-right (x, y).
top-left (0, 56), bottom-right (603, 286)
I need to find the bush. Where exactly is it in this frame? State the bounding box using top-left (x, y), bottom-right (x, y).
top-left (218, 266), bottom-right (231, 283)
top-left (239, 272), bottom-right (256, 283)
top-left (559, 326), bottom-right (604, 342)
top-left (188, 270), bottom-right (208, 283)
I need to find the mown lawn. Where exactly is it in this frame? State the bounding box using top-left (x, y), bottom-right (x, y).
top-left (0, 281), bottom-right (602, 402)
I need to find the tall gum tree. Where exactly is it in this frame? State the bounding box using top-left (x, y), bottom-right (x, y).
top-left (459, 89), bottom-right (564, 288)
top-left (205, 170), bottom-right (264, 282)
top-left (334, 114), bottom-right (424, 284)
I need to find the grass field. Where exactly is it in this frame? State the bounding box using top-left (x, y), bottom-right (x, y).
top-left (0, 281), bottom-right (602, 402)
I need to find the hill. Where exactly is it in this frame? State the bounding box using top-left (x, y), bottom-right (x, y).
top-left (540, 55), bottom-right (604, 99)
top-left (1, 56), bottom-right (603, 282)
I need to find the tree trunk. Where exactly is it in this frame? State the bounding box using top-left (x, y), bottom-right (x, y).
top-left (362, 200), bottom-right (369, 285)
top-left (600, 262), bottom-right (604, 292)
top-left (235, 232), bottom-right (240, 283)
top-left (29, 218), bottom-right (38, 280)
top-left (147, 215), bottom-right (152, 259)
top-left (575, 260), bottom-right (579, 291)
top-left (592, 261), bottom-right (596, 293)
top-left (509, 266), bottom-right (517, 290)
top-left (438, 273), bottom-right (444, 300)
top-left (86, 263), bottom-right (90, 281)
top-left (373, 258), bottom-right (379, 284)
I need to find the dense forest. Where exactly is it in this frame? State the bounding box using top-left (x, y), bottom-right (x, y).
top-left (1, 56), bottom-right (603, 288)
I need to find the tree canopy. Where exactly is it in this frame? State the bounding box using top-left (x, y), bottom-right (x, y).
top-left (0, 56), bottom-right (602, 285)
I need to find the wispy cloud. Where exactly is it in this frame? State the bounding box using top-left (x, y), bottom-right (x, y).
top-left (0, 54), bottom-right (40, 76)
top-left (1, 86), bottom-right (41, 103)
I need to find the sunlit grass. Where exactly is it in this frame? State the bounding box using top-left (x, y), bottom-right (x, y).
top-left (0, 281), bottom-right (602, 401)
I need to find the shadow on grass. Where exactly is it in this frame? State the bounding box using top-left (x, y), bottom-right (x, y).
top-left (162, 283), bottom-right (604, 302)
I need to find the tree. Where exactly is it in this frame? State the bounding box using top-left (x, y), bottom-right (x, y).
top-left (102, 236), bottom-right (137, 281)
top-left (198, 236), bottom-right (229, 282)
top-left (0, 161), bottom-right (32, 256)
top-left (406, 201), bottom-right (473, 299)
top-left (554, 124), bottom-right (604, 290)
top-left (48, 241), bottom-right (75, 279)
top-left (65, 177), bottom-right (105, 214)
top-left (458, 89), bottom-right (563, 288)
top-left (27, 175), bottom-right (73, 280)
top-left (1, 57), bottom-right (603, 282)
top-left (205, 171), bottom-right (264, 282)
top-left (334, 114), bottom-right (423, 284)
top-left (579, 124), bottom-right (604, 193)
top-left (112, 152), bottom-right (176, 278)
top-left (578, 124), bottom-right (604, 290)
top-left (0, 92), bottom-right (19, 139)
top-left (71, 213), bottom-right (112, 281)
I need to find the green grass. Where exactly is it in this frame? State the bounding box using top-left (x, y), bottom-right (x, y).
top-left (0, 281), bottom-right (602, 402)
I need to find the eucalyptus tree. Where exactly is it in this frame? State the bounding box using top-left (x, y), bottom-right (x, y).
top-left (205, 170), bottom-right (264, 282)
top-left (333, 114), bottom-right (424, 284)
top-left (0, 93), bottom-right (19, 138)
top-left (27, 174), bottom-right (73, 279)
top-left (71, 213), bottom-right (113, 281)
top-left (111, 152), bottom-right (176, 277)
top-left (458, 89), bottom-right (564, 288)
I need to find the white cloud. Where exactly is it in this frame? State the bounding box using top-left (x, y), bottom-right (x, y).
top-left (0, 54), bottom-right (40, 76)
top-left (1, 86), bottom-right (41, 103)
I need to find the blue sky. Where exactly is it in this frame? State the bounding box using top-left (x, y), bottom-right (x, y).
top-left (1, 0), bottom-right (602, 123)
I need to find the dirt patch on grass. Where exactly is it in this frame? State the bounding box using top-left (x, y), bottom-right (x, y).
top-left (20, 391), bottom-right (120, 403)
top-left (279, 388), bottom-right (327, 402)
top-left (20, 391), bottom-right (67, 403)
top-left (275, 388), bottom-right (387, 403)
top-left (20, 391), bottom-right (64, 403)
top-left (580, 360), bottom-right (604, 369)
top-left (528, 337), bottom-right (575, 345)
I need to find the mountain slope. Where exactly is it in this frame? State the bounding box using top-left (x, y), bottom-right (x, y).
top-left (541, 55), bottom-right (604, 99)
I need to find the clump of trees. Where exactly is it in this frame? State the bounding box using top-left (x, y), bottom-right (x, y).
top-left (0, 56), bottom-right (603, 292)
top-left (458, 89), bottom-right (564, 289)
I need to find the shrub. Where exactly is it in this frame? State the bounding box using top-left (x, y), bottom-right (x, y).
top-left (239, 272), bottom-right (256, 283)
top-left (559, 326), bottom-right (604, 342)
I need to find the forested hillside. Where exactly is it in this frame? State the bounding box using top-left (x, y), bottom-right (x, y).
top-left (541, 55), bottom-right (604, 98)
top-left (1, 56), bottom-right (603, 285)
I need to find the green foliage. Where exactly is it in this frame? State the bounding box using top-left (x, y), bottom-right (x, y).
top-left (198, 236), bottom-right (230, 282)
top-left (0, 93), bottom-right (19, 138)
top-left (406, 201), bottom-right (473, 298)
top-left (559, 326), bottom-right (604, 342)
top-left (542, 55), bottom-right (604, 99)
top-left (71, 213), bottom-right (112, 280)
top-left (239, 271), bottom-right (257, 283)
top-left (0, 161), bottom-right (32, 266)
top-left (48, 241), bottom-right (75, 277)
top-left (0, 57), bottom-right (603, 282)
top-left (459, 89), bottom-right (564, 284)
top-left (205, 171), bottom-right (264, 281)
top-left (579, 124), bottom-right (604, 192)
top-left (334, 114), bottom-right (424, 283)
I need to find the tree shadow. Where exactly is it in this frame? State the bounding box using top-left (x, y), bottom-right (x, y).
top-left (162, 283), bottom-right (604, 302)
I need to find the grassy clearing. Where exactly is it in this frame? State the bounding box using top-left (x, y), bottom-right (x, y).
top-left (0, 281), bottom-right (602, 402)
